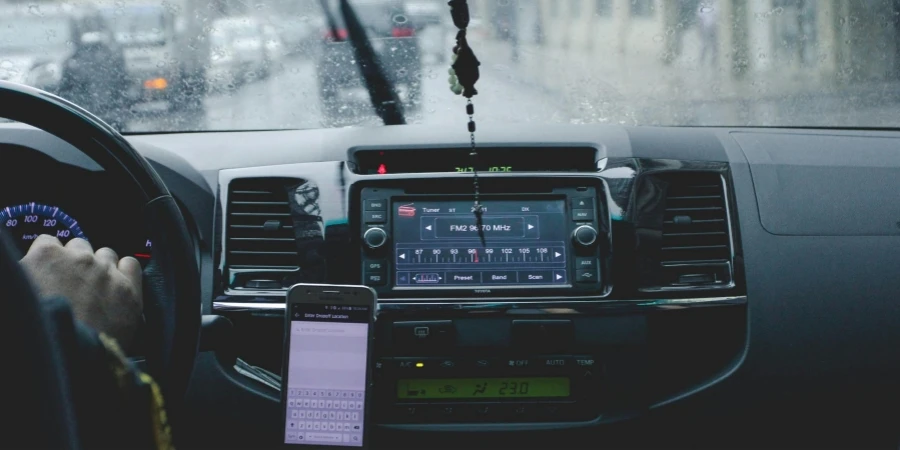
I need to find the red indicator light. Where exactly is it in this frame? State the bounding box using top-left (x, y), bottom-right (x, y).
top-left (377, 164), bottom-right (387, 174)
top-left (134, 253), bottom-right (151, 259)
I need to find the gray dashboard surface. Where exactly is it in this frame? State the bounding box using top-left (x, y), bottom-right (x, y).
top-left (733, 130), bottom-right (900, 236)
top-left (126, 123), bottom-right (900, 382)
top-left (5, 121), bottom-right (900, 445)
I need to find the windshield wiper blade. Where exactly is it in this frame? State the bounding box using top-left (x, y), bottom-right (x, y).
top-left (336, 0), bottom-right (406, 125)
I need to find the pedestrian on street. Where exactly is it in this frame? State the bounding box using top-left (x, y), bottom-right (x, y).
top-left (698, 1), bottom-right (719, 67)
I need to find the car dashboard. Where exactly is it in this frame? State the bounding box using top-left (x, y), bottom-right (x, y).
top-left (3, 122), bottom-right (899, 448)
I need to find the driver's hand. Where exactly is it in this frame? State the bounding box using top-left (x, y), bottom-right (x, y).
top-left (20, 235), bottom-right (143, 352)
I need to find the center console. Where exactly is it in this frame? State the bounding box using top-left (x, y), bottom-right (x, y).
top-left (357, 180), bottom-right (611, 299)
top-left (214, 155), bottom-right (746, 436)
top-left (350, 177), bottom-right (618, 425)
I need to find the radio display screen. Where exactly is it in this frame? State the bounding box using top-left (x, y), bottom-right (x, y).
top-left (397, 377), bottom-right (570, 399)
top-left (391, 198), bottom-right (569, 287)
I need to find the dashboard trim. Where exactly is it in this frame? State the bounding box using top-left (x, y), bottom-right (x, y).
top-left (212, 295), bottom-right (747, 313)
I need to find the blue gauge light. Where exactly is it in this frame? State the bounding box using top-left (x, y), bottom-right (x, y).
top-left (0, 202), bottom-right (87, 253)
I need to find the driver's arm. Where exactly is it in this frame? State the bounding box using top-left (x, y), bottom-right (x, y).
top-left (20, 235), bottom-right (173, 450)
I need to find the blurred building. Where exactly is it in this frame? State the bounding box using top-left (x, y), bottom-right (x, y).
top-left (467, 0), bottom-right (900, 103)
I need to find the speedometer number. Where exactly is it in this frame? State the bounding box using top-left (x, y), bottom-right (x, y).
top-left (0, 203), bottom-right (86, 253)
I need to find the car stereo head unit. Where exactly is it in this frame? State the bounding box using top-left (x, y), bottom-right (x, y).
top-left (356, 184), bottom-right (610, 299)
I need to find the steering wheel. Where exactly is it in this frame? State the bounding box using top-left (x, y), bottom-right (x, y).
top-left (0, 81), bottom-right (200, 425)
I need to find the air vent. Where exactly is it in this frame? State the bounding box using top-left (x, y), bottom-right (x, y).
top-left (225, 178), bottom-right (301, 290)
top-left (645, 172), bottom-right (733, 290)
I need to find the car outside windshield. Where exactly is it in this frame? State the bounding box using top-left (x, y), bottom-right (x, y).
top-left (0, 17), bottom-right (71, 50)
top-left (2, 0), bottom-right (900, 132)
top-left (102, 6), bottom-right (168, 46)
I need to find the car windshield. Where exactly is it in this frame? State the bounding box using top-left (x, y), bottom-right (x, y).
top-left (3, 0), bottom-right (900, 132)
top-left (233, 25), bottom-right (260, 39)
top-left (0, 16), bottom-right (70, 50)
top-left (102, 6), bottom-right (167, 44)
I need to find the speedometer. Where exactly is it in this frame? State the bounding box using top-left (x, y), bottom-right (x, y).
top-left (0, 202), bottom-right (87, 253)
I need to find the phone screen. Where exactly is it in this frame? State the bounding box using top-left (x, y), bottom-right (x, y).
top-left (284, 300), bottom-right (371, 447)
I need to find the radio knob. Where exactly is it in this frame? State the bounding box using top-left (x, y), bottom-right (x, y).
top-left (363, 227), bottom-right (388, 250)
top-left (572, 225), bottom-right (598, 247)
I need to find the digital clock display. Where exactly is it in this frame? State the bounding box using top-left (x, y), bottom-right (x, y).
top-left (353, 148), bottom-right (596, 174)
top-left (397, 377), bottom-right (570, 399)
top-left (454, 166), bottom-right (512, 173)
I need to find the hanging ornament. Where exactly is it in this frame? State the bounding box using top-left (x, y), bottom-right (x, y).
top-left (447, 0), bottom-right (485, 245)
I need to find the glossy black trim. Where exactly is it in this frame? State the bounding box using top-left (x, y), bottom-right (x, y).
top-left (213, 295), bottom-right (747, 314)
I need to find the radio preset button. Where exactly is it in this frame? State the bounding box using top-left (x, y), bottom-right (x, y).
top-left (365, 199), bottom-right (387, 211)
top-left (446, 271), bottom-right (482, 285)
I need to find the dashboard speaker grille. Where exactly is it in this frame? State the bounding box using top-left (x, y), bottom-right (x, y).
top-left (226, 178), bottom-right (301, 272)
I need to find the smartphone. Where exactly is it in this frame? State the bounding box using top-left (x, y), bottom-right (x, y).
top-left (282, 284), bottom-right (377, 448)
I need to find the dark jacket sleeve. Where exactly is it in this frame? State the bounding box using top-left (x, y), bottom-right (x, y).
top-left (41, 297), bottom-right (174, 450)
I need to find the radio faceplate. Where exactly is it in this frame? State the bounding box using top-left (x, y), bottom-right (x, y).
top-left (375, 355), bottom-right (601, 424)
top-left (357, 183), bottom-right (611, 299)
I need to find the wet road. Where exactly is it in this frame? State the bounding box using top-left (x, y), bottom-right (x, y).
top-left (124, 50), bottom-right (572, 133)
top-left (123, 40), bottom-right (900, 133)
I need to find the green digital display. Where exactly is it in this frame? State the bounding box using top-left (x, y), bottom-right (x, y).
top-left (397, 377), bottom-right (570, 399)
